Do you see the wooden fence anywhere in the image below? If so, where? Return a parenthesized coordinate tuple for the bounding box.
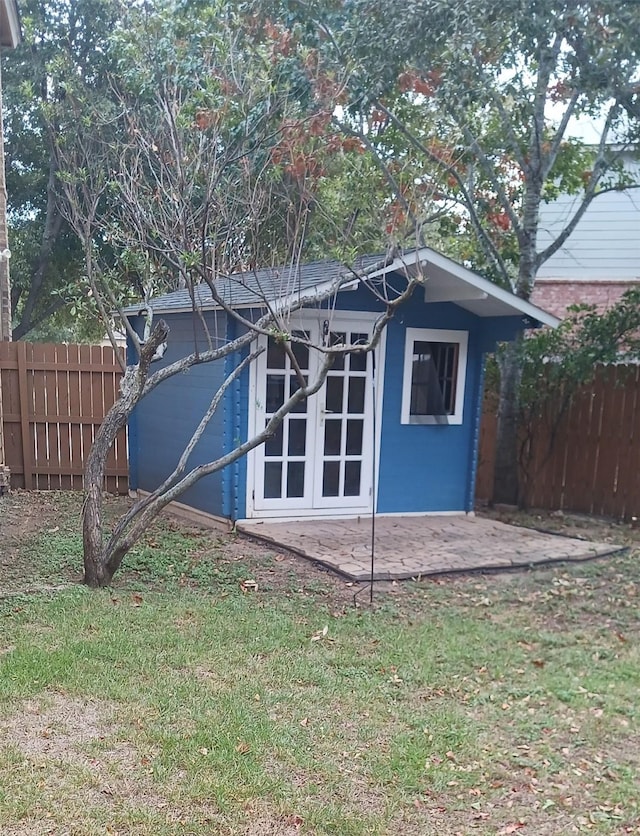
(0, 341, 128, 494)
(476, 365, 640, 520)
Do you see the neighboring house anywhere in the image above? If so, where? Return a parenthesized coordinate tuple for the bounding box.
(532, 157, 640, 318)
(125, 247, 557, 524)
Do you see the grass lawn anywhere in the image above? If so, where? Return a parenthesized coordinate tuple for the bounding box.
(0, 492, 639, 835)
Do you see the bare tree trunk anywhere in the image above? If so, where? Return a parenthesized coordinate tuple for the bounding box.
(492, 335, 523, 506)
(82, 319, 169, 588)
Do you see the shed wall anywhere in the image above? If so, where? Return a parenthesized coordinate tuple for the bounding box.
(231, 283, 524, 519)
(130, 311, 227, 516)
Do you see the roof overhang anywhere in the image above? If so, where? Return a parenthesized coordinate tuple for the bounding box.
(0, 0, 21, 48)
(365, 247, 560, 328)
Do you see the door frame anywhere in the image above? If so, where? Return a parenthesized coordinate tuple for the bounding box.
(244, 310, 387, 521)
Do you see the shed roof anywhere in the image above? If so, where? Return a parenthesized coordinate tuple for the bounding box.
(124, 255, 382, 315)
(126, 247, 559, 328)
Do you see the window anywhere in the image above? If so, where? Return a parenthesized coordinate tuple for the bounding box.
(401, 328, 468, 425)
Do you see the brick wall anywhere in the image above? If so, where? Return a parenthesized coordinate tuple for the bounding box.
(531, 279, 640, 319)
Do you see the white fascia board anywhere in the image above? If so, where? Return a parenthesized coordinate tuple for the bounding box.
(365, 247, 560, 328)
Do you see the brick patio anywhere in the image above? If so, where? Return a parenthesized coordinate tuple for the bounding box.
(237, 515, 624, 581)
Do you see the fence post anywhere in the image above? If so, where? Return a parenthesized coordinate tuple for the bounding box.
(16, 341, 33, 489)
(0, 344, 8, 493)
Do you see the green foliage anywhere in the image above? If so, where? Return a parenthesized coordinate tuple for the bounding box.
(258, 0, 640, 291)
(487, 288, 640, 489)
(515, 287, 640, 419)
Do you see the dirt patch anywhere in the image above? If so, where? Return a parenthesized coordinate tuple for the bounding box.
(0, 692, 114, 761)
(0, 691, 224, 831)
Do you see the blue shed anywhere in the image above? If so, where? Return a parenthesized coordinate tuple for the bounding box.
(126, 247, 558, 524)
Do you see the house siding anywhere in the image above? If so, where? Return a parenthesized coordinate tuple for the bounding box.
(130, 310, 227, 516)
(537, 171, 640, 282)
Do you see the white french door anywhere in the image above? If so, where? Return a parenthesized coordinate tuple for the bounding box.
(251, 313, 378, 517)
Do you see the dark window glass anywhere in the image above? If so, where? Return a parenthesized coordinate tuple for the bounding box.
(410, 340, 459, 417)
(266, 375, 285, 413)
(324, 419, 342, 455)
(322, 461, 340, 497)
(346, 419, 363, 455)
(347, 377, 366, 413)
(329, 332, 346, 369)
(344, 461, 361, 496)
(264, 421, 283, 456)
(349, 333, 368, 371)
(264, 462, 282, 498)
(290, 335, 309, 371)
(267, 339, 286, 369)
(326, 376, 344, 413)
(288, 419, 306, 456)
(286, 462, 305, 497)
(289, 375, 308, 413)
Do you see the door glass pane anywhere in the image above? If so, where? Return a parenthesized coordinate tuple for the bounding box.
(265, 421, 283, 456)
(349, 333, 368, 371)
(326, 376, 344, 413)
(330, 332, 346, 369)
(291, 339, 309, 371)
(322, 461, 340, 497)
(267, 340, 286, 369)
(266, 375, 285, 413)
(287, 462, 305, 497)
(289, 375, 308, 413)
(347, 377, 365, 413)
(344, 461, 361, 496)
(288, 419, 306, 456)
(346, 419, 363, 455)
(264, 462, 282, 498)
(324, 419, 342, 456)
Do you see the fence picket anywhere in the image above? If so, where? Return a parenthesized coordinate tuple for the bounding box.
(0, 341, 128, 493)
(477, 364, 640, 520)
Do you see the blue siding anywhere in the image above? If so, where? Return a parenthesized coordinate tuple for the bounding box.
(377, 308, 480, 513)
(130, 311, 227, 516)
(222, 319, 251, 521)
(328, 282, 524, 514)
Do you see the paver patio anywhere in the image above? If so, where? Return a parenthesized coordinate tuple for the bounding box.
(237, 515, 624, 581)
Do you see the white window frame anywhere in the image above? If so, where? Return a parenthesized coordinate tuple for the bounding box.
(400, 327, 468, 425)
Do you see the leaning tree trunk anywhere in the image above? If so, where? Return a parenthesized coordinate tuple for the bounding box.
(82, 320, 169, 588)
(492, 334, 523, 506)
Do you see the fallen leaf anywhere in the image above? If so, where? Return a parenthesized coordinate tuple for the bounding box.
(299, 717, 309, 727)
(240, 579, 258, 592)
(498, 822, 526, 834)
(311, 625, 329, 641)
(132, 593, 143, 606)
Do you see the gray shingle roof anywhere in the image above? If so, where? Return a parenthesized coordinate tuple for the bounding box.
(123, 255, 384, 315)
